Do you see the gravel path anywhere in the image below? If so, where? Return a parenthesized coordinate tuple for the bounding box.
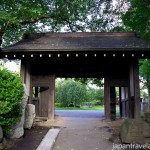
(52, 110, 113, 150)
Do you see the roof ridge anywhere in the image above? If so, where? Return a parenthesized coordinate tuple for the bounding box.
(23, 32, 137, 39)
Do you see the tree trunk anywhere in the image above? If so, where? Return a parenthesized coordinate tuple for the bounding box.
(148, 88, 150, 109)
(0, 30, 4, 48)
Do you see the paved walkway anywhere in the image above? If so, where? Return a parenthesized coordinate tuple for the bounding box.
(52, 110, 113, 150)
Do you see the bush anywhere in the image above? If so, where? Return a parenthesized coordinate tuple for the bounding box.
(0, 67, 24, 133)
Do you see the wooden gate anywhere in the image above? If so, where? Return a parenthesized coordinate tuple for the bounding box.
(31, 75, 55, 119)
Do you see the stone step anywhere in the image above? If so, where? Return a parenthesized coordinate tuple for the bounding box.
(36, 128, 60, 150)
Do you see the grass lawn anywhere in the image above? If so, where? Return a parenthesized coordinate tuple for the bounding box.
(55, 105, 104, 110)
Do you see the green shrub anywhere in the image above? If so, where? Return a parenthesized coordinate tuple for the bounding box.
(0, 67, 24, 133)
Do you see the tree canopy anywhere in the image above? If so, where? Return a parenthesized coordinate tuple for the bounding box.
(0, 0, 94, 46)
(122, 0, 150, 41)
(122, 0, 150, 101)
(0, 0, 129, 46)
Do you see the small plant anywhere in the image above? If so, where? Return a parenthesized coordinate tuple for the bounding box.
(0, 67, 24, 133)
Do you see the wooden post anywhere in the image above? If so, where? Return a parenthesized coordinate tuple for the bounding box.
(110, 86, 116, 120)
(119, 87, 122, 118)
(20, 60, 26, 84)
(20, 60, 31, 103)
(104, 77, 111, 120)
(48, 75, 55, 120)
(129, 59, 140, 118)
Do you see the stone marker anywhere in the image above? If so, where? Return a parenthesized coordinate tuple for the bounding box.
(8, 92, 28, 138)
(121, 119, 150, 144)
(24, 104, 35, 129)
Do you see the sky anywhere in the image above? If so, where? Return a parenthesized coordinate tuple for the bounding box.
(5, 61, 20, 72)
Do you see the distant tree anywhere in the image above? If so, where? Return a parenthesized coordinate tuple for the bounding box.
(56, 79, 87, 107)
(86, 87, 104, 105)
(56, 78, 105, 107)
(74, 78, 103, 87)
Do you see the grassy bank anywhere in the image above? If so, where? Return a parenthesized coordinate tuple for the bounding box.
(55, 105, 104, 110)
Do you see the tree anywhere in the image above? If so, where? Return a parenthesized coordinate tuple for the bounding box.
(0, 0, 130, 47)
(0, 0, 95, 46)
(140, 59, 150, 103)
(86, 0, 129, 32)
(74, 78, 103, 87)
(56, 79, 87, 107)
(86, 87, 104, 105)
(122, 0, 150, 106)
(122, 0, 150, 41)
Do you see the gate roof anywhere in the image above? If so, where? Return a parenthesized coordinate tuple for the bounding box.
(1, 32, 150, 58)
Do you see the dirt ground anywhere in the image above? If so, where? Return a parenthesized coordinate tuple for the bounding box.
(4, 126, 50, 150)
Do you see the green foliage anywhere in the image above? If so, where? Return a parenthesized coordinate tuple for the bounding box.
(122, 0, 150, 41)
(56, 79, 104, 107)
(74, 78, 103, 87)
(86, 87, 104, 105)
(0, 0, 95, 46)
(122, 0, 150, 98)
(0, 67, 24, 132)
(56, 79, 87, 107)
(0, 0, 129, 46)
(140, 59, 150, 88)
(86, 0, 128, 32)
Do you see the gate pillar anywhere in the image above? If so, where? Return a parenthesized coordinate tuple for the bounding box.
(104, 77, 111, 120)
(20, 60, 31, 103)
(48, 75, 55, 120)
(129, 59, 140, 118)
